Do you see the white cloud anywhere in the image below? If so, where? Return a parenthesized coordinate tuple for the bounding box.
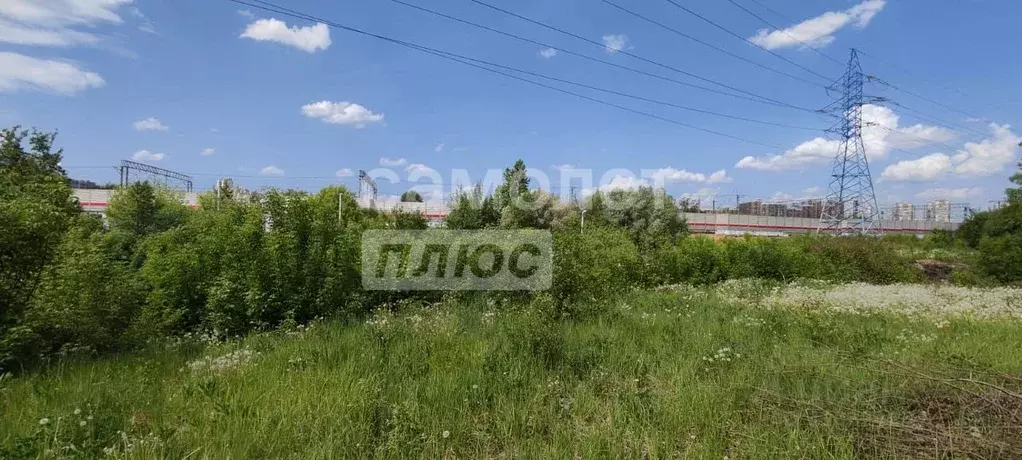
(551, 164, 576, 171)
(880, 153, 952, 182)
(880, 124, 1021, 182)
(132, 117, 168, 131)
(210, 128, 220, 133)
(0, 52, 104, 94)
(0, 0, 131, 27)
(405, 163, 435, 174)
(736, 104, 952, 171)
(680, 187, 719, 203)
(951, 124, 1021, 176)
(240, 18, 330, 53)
(914, 187, 982, 201)
(0, 17, 100, 46)
(0, 0, 134, 47)
(538, 47, 557, 59)
(602, 34, 628, 53)
(238, 9, 255, 19)
(650, 167, 732, 184)
(260, 165, 284, 176)
(599, 174, 646, 192)
(336, 168, 354, 177)
(380, 157, 407, 167)
(200, 148, 215, 156)
(749, 0, 886, 50)
(132, 149, 164, 162)
(301, 101, 384, 128)
(434, 143, 445, 153)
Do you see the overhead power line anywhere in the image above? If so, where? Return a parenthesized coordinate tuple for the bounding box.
(463, 0, 819, 112)
(726, 0, 844, 66)
(887, 101, 990, 138)
(866, 75, 985, 124)
(384, 0, 819, 113)
(419, 45, 824, 131)
(732, 0, 1008, 122)
(600, 0, 826, 88)
(229, 0, 786, 149)
(659, 0, 832, 82)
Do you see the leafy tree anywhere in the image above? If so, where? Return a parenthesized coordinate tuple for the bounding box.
(23, 216, 146, 361)
(446, 184, 498, 229)
(106, 182, 189, 237)
(600, 187, 688, 248)
(0, 127, 79, 371)
(393, 210, 428, 229)
(400, 190, 424, 202)
(1008, 160, 1022, 205)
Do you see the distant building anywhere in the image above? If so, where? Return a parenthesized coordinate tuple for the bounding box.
(891, 202, 914, 221)
(738, 200, 764, 215)
(926, 200, 951, 222)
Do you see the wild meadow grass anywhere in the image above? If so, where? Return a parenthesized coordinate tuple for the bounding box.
(3, 282, 1022, 459)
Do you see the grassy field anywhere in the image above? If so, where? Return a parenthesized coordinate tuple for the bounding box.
(3, 281, 1022, 459)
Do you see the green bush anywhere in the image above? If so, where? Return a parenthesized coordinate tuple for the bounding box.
(671, 236, 726, 285)
(22, 216, 146, 362)
(551, 226, 639, 307)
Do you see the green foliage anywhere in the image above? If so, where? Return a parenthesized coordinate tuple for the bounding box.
(957, 211, 990, 248)
(445, 185, 499, 230)
(392, 210, 428, 230)
(0, 127, 79, 372)
(22, 216, 146, 362)
(551, 226, 638, 308)
(400, 190, 423, 203)
(955, 161, 1022, 282)
(585, 186, 687, 248)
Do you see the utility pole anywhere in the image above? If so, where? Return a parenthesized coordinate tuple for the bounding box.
(818, 49, 882, 236)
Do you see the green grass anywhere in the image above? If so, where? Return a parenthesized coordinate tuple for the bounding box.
(3, 286, 1022, 459)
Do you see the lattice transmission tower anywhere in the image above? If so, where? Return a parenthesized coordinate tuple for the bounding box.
(818, 49, 883, 236)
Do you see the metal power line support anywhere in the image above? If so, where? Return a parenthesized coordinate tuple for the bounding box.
(818, 49, 882, 236)
(358, 170, 377, 200)
(118, 160, 193, 192)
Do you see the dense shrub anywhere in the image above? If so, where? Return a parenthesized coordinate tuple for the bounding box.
(551, 226, 639, 307)
(22, 216, 146, 361)
(0, 128, 79, 372)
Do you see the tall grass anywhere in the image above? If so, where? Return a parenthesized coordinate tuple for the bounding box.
(3, 285, 1021, 459)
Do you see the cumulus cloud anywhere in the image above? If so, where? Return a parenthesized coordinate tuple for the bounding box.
(132, 149, 164, 162)
(0, 52, 105, 94)
(602, 34, 628, 53)
(133, 117, 168, 131)
(538, 47, 557, 59)
(736, 104, 952, 171)
(880, 124, 1021, 182)
(749, 0, 886, 50)
(951, 124, 1021, 176)
(434, 143, 445, 153)
(0, 0, 131, 47)
(405, 163, 435, 174)
(880, 153, 952, 182)
(238, 9, 255, 19)
(914, 187, 983, 201)
(260, 165, 284, 176)
(200, 148, 215, 156)
(379, 157, 407, 167)
(650, 167, 732, 184)
(301, 101, 384, 128)
(240, 18, 330, 53)
(336, 168, 354, 177)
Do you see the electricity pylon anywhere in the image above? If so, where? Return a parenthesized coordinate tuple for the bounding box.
(818, 49, 882, 236)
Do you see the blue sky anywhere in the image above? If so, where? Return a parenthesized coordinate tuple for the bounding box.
(2, 0, 1020, 209)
